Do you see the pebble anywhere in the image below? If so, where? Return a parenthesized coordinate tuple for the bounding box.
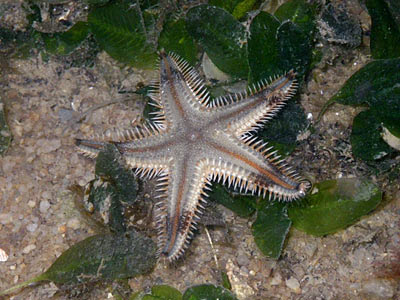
(67, 218, 81, 230)
(26, 223, 38, 232)
(292, 264, 305, 279)
(303, 240, 318, 257)
(39, 200, 51, 213)
(22, 244, 36, 254)
(285, 277, 301, 293)
(2, 160, 16, 174)
(41, 191, 52, 200)
(270, 272, 282, 285)
(237, 253, 250, 267)
(58, 224, 67, 233)
(0, 213, 13, 225)
(38, 139, 61, 154)
(0, 248, 9, 262)
(361, 279, 395, 299)
(27, 200, 36, 208)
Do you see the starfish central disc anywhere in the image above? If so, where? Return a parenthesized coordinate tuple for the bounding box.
(76, 51, 310, 261)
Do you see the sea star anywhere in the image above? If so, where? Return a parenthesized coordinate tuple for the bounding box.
(76, 51, 310, 261)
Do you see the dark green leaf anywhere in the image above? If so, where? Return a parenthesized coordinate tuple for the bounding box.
(158, 18, 197, 65)
(351, 110, 394, 160)
(88, 1, 157, 68)
(384, 0, 400, 26)
(86, 144, 138, 232)
(83, 0, 110, 4)
(331, 58, 400, 106)
(232, 0, 258, 19)
(369, 83, 400, 137)
(274, 0, 317, 35)
(95, 144, 138, 203)
(0, 27, 38, 59)
(85, 177, 126, 232)
(143, 285, 182, 300)
(249, 2, 315, 83)
(277, 21, 313, 81)
(42, 21, 90, 55)
(186, 5, 249, 78)
(209, 183, 256, 217)
(221, 271, 232, 290)
(366, 0, 400, 59)
(258, 99, 308, 156)
(209, 0, 259, 18)
(209, 0, 242, 13)
(275, 0, 316, 82)
(19, 231, 157, 287)
(329, 58, 400, 160)
(183, 284, 238, 300)
(288, 178, 382, 236)
(0, 99, 11, 155)
(248, 11, 309, 154)
(248, 11, 281, 82)
(251, 201, 291, 259)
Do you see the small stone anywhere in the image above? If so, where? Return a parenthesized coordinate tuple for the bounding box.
(361, 279, 395, 299)
(2, 160, 16, 174)
(270, 272, 282, 285)
(22, 244, 36, 254)
(27, 200, 36, 208)
(58, 224, 67, 233)
(40, 139, 61, 154)
(304, 240, 318, 257)
(237, 253, 250, 267)
(285, 277, 301, 293)
(39, 200, 51, 213)
(67, 218, 80, 230)
(318, 3, 362, 47)
(58, 108, 75, 123)
(0, 248, 9, 262)
(0, 213, 13, 225)
(292, 264, 305, 279)
(26, 223, 38, 232)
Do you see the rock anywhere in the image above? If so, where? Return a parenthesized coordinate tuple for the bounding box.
(41, 191, 52, 200)
(39, 200, 51, 213)
(361, 279, 395, 299)
(22, 244, 36, 254)
(67, 218, 80, 230)
(318, 3, 362, 47)
(237, 253, 250, 267)
(37, 139, 61, 154)
(26, 223, 38, 232)
(285, 277, 301, 293)
(270, 272, 282, 285)
(0, 213, 13, 225)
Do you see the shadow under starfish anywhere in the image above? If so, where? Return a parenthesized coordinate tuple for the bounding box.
(76, 51, 311, 261)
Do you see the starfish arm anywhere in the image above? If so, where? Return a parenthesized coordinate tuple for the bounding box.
(205, 131, 310, 201)
(156, 154, 211, 261)
(76, 125, 172, 161)
(148, 52, 213, 129)
(207, 71, 298, 137)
